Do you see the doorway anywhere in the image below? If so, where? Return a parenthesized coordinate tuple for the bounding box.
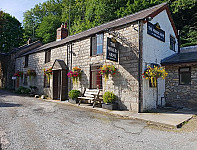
(52, 69, 68, 100)
(53, 70, 61, 100)
(52, 59, 68, 101)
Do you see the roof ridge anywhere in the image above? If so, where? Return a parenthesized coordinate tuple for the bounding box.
(19, 2, 169, 57)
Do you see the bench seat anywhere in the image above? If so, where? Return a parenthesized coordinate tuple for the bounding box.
(78, 89, 102, 108)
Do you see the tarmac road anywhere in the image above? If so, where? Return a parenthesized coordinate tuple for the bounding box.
(0, 90, 197, 150)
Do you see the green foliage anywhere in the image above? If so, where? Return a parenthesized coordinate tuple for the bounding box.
(103, 91, 116, 103)
(36, 15, 61, 43)
(22, 0, 196, 47)
(68, 90, 80, 99)
(169, 0, 197, 47)
(16, 86, 31, 94)
(23, 0, 63, 43)
(0, 12, 23, 52)
(0, 11, 3, 34)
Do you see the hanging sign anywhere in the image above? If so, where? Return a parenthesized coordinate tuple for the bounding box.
(147, 22, 165, 42)
(106, 37, 118, 62)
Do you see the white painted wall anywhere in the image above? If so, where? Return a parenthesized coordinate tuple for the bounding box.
(142, 10, 178, 110)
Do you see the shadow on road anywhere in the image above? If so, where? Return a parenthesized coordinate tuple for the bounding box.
(0, 102, 22, 107)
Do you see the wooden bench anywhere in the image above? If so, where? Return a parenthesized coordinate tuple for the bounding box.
(78, 89, 102, 108)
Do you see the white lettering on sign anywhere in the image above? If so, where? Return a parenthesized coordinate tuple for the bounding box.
(110, 41, 116, 47)
(147, 22, 165, 42)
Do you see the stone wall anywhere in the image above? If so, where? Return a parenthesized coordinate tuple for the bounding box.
(165, 63, 197, 109)
(15, 22, 140, 111)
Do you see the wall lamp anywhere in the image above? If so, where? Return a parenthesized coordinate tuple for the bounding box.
(145, 16, 153, 22)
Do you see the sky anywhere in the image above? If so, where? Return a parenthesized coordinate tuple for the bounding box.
(0, 0, 47, 23)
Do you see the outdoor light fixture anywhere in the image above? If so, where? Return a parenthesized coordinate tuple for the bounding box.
(145, 16, 153, 22)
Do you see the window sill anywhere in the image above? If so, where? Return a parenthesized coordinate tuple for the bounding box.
(90, 54, 103, 57)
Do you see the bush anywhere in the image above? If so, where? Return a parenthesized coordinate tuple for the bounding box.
(68, 90, 80, 99)
(103, 91, 116, 103)
(16, 86, 31, 94)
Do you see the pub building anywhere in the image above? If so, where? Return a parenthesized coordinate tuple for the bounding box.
(13, 3, 178, 112)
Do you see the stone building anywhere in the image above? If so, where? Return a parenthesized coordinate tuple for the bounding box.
(162, 45, 197, 110)
(0, 40, 42, 89)
(14, 3, 178, 112)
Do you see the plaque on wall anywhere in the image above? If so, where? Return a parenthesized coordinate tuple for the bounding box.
(147, 22, 165, 42)
(106, 37, 119, 62)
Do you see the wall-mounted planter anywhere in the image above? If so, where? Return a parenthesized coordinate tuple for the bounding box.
(102, 103, 118, 110)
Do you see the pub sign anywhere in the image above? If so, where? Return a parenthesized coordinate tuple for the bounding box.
(106, 37, 118, 62)
(147, 22, 165, 42)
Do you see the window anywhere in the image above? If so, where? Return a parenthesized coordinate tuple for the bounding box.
(44, 75, 50, 88)
(45, 50, 51, 63)
(90, 65, 102, 89)
(24, 55, 29, 67)
(170, 35, 176, 51)
(179, 67, 191, 85)
(23, 74, 28, 86)
(91, 34, 103, 56)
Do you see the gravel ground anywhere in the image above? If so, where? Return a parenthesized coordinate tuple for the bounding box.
(0, 90, 197, 150)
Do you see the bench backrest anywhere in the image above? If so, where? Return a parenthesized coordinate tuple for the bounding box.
(83, 89, 100, 98)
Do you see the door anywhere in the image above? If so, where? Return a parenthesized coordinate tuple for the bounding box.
(53, 70, 61, 100)
(53, 69, 68, 100)
(61, 69, 68, 100)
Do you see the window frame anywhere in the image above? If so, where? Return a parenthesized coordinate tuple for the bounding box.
(45, 49, 51, 63)
(90, 65, 102, 89)
(179, 67, 191, 85)
(170, 34, 176, 51)
(90, 33, 104, 56)
(24, 55, 29, 68)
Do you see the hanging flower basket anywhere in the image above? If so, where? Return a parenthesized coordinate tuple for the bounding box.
(142, 65, 168, 87)
(27, 69, 36, 80)
(67, 67, 81, 84)
(43, 67, 52, 82)
(99, 64, 117, 81)
(14, 71, 23, 78)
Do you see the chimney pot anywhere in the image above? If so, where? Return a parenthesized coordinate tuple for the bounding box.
(27, 38, 32, 45)
(61, 23, 64, 28)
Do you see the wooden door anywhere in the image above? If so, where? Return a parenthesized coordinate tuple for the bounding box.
(53, 70, 61, 100)
(60, 69, 68, 100)
(53, 70, 68, 100)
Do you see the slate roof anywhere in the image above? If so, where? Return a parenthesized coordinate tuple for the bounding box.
(10, 41, 42, 54)
(20, 2, 169, 57)
(161, 52, 197, 65)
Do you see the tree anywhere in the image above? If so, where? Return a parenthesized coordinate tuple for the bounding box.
(23, 0, 196, 47)
(0, 12, 23, 52)
(23, 0, 63, 43)
(0, 11, 4, 34)
(170, 0, 197, 47)
(36, 15, 61, 43)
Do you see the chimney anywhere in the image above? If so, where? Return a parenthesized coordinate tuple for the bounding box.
(56, 22, 68, 41)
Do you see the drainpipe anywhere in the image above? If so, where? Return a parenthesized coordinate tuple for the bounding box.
(70, 43, 73, 69)
(67, 44, 69, 67)
(178, 30, 181, 53)
(138, 20, 143, 113)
